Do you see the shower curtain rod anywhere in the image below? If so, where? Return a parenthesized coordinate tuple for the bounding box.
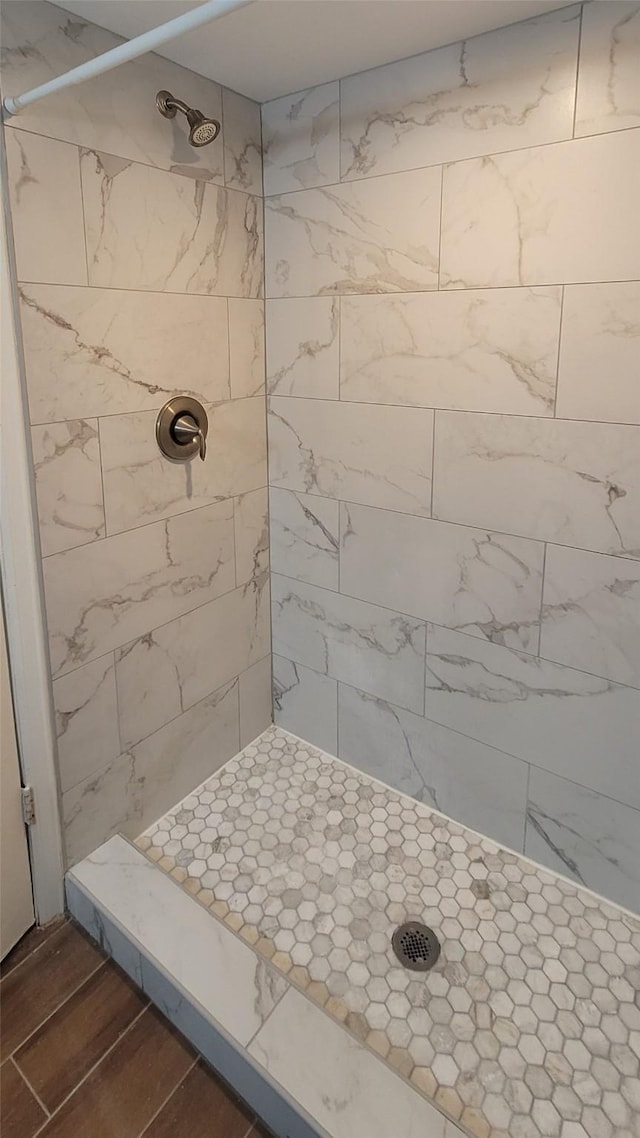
(2, 0, 253, 118)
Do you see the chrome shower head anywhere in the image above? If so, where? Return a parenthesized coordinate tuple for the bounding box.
(156, 90, 220, 147)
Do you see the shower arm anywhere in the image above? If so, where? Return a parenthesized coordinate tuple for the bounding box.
(2, 0, 253, 118)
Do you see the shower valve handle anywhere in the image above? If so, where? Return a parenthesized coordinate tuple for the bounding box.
(173, 414, 207, 461)
(156, 397, 209, 464)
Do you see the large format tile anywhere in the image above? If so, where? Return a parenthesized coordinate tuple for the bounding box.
(53, 655, 120, 794)
(63, 681, 241, 862)
(555, 282, 640, 425)
(540, 545, 640, 688)
(433, 412, 640, 557)
(340, 503, 543, 652)
(0, 0, 224, 180)
(229, 299, 265, 398)
(575, 1, 640, 137)
(273, 655, 338, 754)
(266, 297, 339, 398)
(341, 6, 579, 180)
(31, 420, 105, 556)
(81, 150, 263, 297)
(143, 1061, 254, 1138)
(115, 583, 270, 749)
(340, 287, 561, 415)
(262, 82, 340, 195)
(43, 500, 235, 678)
(272, 575, 426, 713)
(249, 987, 452, 1138)
(222, 88, 262, 195)
(68, 836, 288, 1044)
(526, 768, 640, 913)
(265, 166, 441, 296)
(4, 129, 86, 286)
(0, 1058, 46, 1138)
(270, 488, 339, 590)
(269, 398, 433, 516)
(425, 626, 640, 808)
(100, 398, 266, 533)
(338, 684, 528, 852)
(440, 129, 640, 288)
(19, 285, 230, 423)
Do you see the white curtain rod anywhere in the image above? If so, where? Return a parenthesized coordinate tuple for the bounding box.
(2, 0, 253, 117)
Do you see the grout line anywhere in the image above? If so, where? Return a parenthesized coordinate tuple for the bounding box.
(429, 411, 437, 518)
(10, 957, 107, 1061)
(436, 164, 444, 290)
(10, 1056, 50, 1119)
(572, 4, 585, 139)
(77, 145, 90, 288)
(137, 1056, 199, 1138)
(0, 918, 66, 982)
(553, 284, 566, 419)
(537, 542, 548, 657)
(30, 1001, 151, 1138)
(30, 391, 263, 432)
(522, 761, 533, 855)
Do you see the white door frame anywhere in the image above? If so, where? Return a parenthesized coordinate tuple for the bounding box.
(0, 127, 65, 923)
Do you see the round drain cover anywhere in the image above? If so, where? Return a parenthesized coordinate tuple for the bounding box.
(392, 922, 441, 972)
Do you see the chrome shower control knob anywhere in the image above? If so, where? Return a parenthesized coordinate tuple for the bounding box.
(156, 397, 208, 463)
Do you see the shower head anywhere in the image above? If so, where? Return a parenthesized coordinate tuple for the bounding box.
(156, 90, 220, 147)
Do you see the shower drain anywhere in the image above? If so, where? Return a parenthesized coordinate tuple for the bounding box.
(392, 922, 441, 972)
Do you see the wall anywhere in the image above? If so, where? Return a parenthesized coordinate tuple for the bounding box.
(1, 0, 270, 866)
(263, 2, 640, 912)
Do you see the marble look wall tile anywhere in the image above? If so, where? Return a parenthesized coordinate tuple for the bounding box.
(556, 283, 640, 425)
(340, 287, 561, 415)
(229, 299, 265, 398)
(262, 82, 340, 195)
(425, 625, 640, 808)
(53, 654, 119, 794)
(235, 487, 269, 587)
(239, 656, 272, 747)
(4, 129, 86, 285)
(338, 684, 528, 852)
(341, 7, 579, 181)
(273, 655, 337, 754)
(270, 488, 339, 590)
(340, 502, 543, 652)
(31, 419, 105, 556)
(0, 0, 224, 181)
(526, 768, 640, 913)
(249, 986, 452, 1138)
(63, 680, 240, 865)
(540, 545, 640, 688)
(222, 88, 262, 195)
(433, 412, 640, 557)
(115, 583, 270, 749)
(269, 398, 433, 516)
(100, 398, 267, 534)
(265, 166, 441, 297)
(440, 129, 640, 288)
(272, 574, 426, 713)
(575, 1, 640, 137)
(266, 297, 339, 398)
(18, 285, 230, 423)
(44, 500, 236, 678)
(81, 150, 263, 297)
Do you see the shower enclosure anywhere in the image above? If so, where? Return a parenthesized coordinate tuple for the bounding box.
(1, 2, 639, 1136)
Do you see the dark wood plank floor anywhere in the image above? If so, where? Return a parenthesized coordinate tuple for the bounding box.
(1, 918, 271, 1138)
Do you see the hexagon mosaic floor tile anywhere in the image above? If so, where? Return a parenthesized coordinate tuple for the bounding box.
(136, 726, 640, 1138)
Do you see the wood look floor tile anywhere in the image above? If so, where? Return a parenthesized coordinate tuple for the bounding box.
(143, 1060, 254, 1138)
(0, 918, 66, 980)
(37, 1005, 195, 1138)
(0, 1059, 47, 1138)
(0, 922, 104, 1061)
(15, 961, 148, 1112)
